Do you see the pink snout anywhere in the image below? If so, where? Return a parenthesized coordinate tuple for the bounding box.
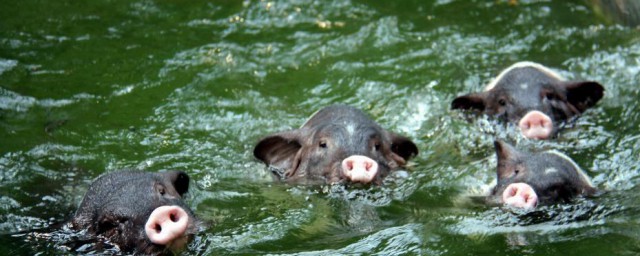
(502, 183, 538, 210)
(145, 205, 189, 245)
(518, 111, 553, 140)
(341, 155, 379, 183)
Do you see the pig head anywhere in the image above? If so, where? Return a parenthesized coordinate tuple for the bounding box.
(254, 104, 419, 185)
(488, 140, 598, 210)
(452, 61, 604, 139)
(71, 171, 198, 255)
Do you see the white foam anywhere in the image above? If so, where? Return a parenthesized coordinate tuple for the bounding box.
(0, 59, 18, 76)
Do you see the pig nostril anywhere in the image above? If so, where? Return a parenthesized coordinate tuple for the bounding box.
(347, 161, 354, 171)
(146, 206, 190, 245)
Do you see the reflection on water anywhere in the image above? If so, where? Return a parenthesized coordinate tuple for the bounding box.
(1, 0, 639, 255)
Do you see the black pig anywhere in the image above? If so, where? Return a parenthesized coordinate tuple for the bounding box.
(488, 140, 597, 210)
(254, 104, 419, 184)
(452, 61, 604, 139)
(71, 170, 198, 255)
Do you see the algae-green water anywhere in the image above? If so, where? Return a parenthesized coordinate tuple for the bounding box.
(1, 0, 639, 255)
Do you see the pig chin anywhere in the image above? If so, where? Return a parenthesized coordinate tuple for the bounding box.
(139, 226, 195, 255)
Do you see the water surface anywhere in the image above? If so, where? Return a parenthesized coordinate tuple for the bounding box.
(1, 0, 639, 255)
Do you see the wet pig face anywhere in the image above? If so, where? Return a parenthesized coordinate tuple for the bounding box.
(254, 104, 418, 185)
(488, 140, 598, 210)
(71, 171, 198, 255)
(452, 61, 604, 139)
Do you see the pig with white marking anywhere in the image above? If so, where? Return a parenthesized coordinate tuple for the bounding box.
(488, 140, 598, 210)
(254, 104, 419, 185)
(452, 61, 604, 139)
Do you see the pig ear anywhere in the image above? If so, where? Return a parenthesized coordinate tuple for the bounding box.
(563, 81, 604, 112)
(390, 133, 419, 162)
(494, 140, 520, 165)
(167, 171, 190, 196)
(451, 93, 486, 111)
(254, 131, 303, 170)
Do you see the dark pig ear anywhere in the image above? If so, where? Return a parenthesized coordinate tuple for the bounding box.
(494, 140, 522, 179)
(494, 140, 520, 168)
(167, 171, 190, 196)
(451, 93, 487, 111)
(254, 131, 303, 170)
(390, 133, 419, 162)
(563, 81, 604, 112)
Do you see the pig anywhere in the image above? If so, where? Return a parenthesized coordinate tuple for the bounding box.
(70, 170, 199, 255)
(488, 140, 598, 210)
(451, 61, 604, 140)
(253, 104, 419, 185)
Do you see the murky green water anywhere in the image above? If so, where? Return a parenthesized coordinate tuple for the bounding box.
(1, 0, 639, 255)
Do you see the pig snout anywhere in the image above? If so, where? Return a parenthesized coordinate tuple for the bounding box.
(502, 183, 538, 210)
(518, 111, 553, 140)
(341, 155, 379, 183)
(145, 205, 189, 245)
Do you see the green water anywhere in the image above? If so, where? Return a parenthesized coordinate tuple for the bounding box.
(1, 0, 639, 255)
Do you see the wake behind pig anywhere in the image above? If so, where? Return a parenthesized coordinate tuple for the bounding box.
(486, 140, 598, 210)
(452, 61, 604, 140)
(254, 104, 419, 185)
(70, 170, 200, 255)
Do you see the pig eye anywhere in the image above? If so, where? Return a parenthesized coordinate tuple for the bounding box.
(319, 141, 327, 148)
(545, 93, 557, 101)
(155, 184, 166, 196)
(498, 99, 507, 106)
(374, 143, 381, 151)
(514, 169, 520, 175)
